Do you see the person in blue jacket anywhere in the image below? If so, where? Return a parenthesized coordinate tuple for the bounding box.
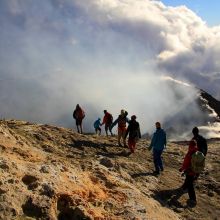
(148, 122, 167, 175)
(94, 118, 102, 135)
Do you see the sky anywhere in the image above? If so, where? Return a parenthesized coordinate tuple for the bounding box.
(161, 0, 220, 27)
(0, 0, 220, 137)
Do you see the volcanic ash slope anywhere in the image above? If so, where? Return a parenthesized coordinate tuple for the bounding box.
(0, 119, 219, 220)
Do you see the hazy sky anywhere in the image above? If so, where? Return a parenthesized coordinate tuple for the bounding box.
(0, 0, 220, 135)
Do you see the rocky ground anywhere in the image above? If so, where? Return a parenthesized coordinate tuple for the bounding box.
(0, 119, 219, 220)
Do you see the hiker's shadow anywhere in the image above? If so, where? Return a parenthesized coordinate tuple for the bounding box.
(98, 150, 131, 158)
(131, 172, 156, 178)
(153, 188, 187, 208)
(68, 140, 114, 151)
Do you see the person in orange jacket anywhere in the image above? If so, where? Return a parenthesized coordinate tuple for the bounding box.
(179, 140, 198, 206)
(111, 110, 129, 147)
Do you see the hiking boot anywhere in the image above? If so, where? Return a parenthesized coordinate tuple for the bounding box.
(153, 170, 160, 176)
(187, 199, 197, 207)
(179, 187, 188, 193)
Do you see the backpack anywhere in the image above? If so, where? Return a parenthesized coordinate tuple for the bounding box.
(191, 151, 206, 174)
(108, 114, 113, 123)
(197, 136, 207, 156)
(94, 120, 99, 129)
(118, 116, 127, 128)
(73, 109, 85, 119)
(79, 109, 85, 119)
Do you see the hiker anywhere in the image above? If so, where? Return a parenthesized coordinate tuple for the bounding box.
(101, 110, 113, 136)
(179, 140, 198, 206)
(73, 104, 85, 134)
(192, 127, 207, 156)
(125, 115, 141, 153)
(111, 109, 129, 147)
(94, 118, 101, 135)
(148, 122, 166, 175)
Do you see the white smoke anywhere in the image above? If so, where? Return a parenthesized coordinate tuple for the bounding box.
(200, 123, 220, 139)
(0, 0, 220, 138)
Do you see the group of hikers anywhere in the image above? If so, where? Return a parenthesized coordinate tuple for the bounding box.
(73, 105, 141, 153)
(73, 104, 207, 207)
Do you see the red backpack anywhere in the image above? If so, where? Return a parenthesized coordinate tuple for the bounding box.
(78, 109, 85, 119)
(73, 108, 85, 119)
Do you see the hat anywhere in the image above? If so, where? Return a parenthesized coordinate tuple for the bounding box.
(121, 109, 125, 115)
(131, 115, 136, 120)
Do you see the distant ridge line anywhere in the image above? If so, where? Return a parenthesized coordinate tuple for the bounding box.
(200, 89, 220, 119)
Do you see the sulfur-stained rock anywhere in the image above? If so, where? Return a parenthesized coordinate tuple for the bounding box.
(0, 119, 219, 220)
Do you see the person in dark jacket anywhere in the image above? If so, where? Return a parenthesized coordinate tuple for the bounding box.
(111, 110, 129, 147)
(125, 115, 141, 153)
(192, 127, 207, 156)
(101, 110, 113, 136)
(73, 104, 85, 134)
(148, 122, 166, 175)
(179, 140, 198, 206)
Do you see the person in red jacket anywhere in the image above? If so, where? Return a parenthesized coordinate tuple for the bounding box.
(101, 110, 113, 136)
(73, 104, 85, 134)
(179, 140, 198, 206)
